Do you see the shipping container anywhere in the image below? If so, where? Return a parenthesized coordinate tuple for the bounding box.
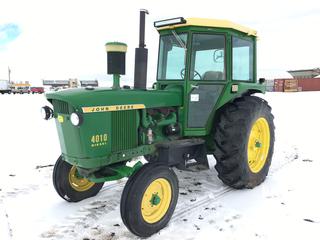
(274, 78, 320, 92)
(298, 78, 320, 91)
(274, 79, 284, 92)
(284, 79, 298, 92)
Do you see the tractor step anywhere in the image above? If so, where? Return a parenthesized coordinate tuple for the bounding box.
(184, 159, 210, 171)
(156, 138, 209, 170)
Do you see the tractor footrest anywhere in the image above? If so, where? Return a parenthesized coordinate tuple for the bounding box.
(156, 138, 209, 170)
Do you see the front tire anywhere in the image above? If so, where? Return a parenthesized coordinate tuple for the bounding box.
(120, 163, 179, 237)
(53, 156, 104, 202)
(213, 96, 275, 189)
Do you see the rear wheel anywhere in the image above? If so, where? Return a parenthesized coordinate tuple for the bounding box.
(212, 96, 275, 188)
(53, 156, 104, 202)
(120, 163, 179, 237)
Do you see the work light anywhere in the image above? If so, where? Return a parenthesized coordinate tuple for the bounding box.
(154, 17, 186, 28)
(70, 112, 83, 126)
(41, 106, 53, 120)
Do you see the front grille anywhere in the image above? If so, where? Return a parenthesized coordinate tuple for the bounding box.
(111, 110, 138, 152)
(52, 99, 70, 114)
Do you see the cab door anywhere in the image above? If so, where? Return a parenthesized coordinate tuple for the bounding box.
(185, 33, 228, 134)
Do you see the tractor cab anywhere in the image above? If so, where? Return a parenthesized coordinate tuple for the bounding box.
(154, 17, 262, 135)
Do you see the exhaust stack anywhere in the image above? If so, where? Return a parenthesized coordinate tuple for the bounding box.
(134, 9, 149, 90)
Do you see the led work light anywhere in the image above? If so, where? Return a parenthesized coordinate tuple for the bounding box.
(154, 17, 186, 28)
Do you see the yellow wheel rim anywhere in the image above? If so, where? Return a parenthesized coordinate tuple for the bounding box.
(141, 178, 172, 224)
(247, 117, 270, 173)
(68, 166, 95, 192)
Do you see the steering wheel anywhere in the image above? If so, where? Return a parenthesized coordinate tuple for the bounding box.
(180, 69, 202, 80)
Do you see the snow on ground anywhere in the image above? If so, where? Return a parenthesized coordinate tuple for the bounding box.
(0, 92, 320, 240)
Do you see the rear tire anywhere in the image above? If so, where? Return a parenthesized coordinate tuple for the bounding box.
(120, 163, 179, 237)
(212, 96, 275, 189)
(53, 156, 104, 202)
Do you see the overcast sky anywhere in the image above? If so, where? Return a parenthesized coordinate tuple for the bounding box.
(0, 0, 319, 85)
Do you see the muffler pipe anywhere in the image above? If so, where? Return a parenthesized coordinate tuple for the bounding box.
(134, 9, 149, 90)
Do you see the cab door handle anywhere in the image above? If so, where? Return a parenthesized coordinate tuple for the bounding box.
(191, 84, 199, 89)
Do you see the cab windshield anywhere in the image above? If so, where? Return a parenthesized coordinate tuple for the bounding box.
(157, 33, 187, 80)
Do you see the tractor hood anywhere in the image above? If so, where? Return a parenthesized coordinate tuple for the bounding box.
(45, 86, 182, 168)
(46, 86, 183, 110)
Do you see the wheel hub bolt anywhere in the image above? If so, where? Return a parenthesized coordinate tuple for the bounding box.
(255, 141, 262, 148)
(150, 193, 161, 206)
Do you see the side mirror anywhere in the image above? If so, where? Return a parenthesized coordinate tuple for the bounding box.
(259, 78, 266, 84)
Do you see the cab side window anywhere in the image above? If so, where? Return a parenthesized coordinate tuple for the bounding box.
(232, 37, 254, 81)
(157, 33, 188, 80)
(190, 34, 226, 80)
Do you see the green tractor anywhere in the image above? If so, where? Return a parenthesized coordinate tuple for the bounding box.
(42, 10, 274, 237)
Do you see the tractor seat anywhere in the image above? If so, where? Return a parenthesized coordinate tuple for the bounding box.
(202, 71, 223, 80)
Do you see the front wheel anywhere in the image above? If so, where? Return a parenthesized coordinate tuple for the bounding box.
(52, 156, 104, 202)
(120, 163, 179, 237)
(213, 96, 275, 189)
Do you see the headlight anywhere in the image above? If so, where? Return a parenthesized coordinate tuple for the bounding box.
(41, 106, 53, 120)
(70, 112, 83, 126)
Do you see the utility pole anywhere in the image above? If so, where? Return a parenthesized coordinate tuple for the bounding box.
(8, 66, 11, 83)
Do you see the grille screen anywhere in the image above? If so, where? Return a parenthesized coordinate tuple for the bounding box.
(111, 110, 138, 152)
(52, 100, 71, 114)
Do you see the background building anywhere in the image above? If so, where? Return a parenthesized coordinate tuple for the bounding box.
(274, 68, 320, 92)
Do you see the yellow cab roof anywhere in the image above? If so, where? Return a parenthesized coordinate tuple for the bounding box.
(157, 18, 257, 37)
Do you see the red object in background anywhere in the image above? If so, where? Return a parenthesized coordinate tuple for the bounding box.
(284, 79, 298, 92)
(274, 79, 284, 92)
(274, 78, 320, 92)
(30, 87, 44, 94)
(298, 78, 320, 91)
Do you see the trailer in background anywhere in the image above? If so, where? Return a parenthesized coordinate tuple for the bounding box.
(43, 79, 99, 91)
(43, 79, 79, 90)
(80, 80, 99, 87)
(0, 80, 12, 94)
(12, 82, 31, 94)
